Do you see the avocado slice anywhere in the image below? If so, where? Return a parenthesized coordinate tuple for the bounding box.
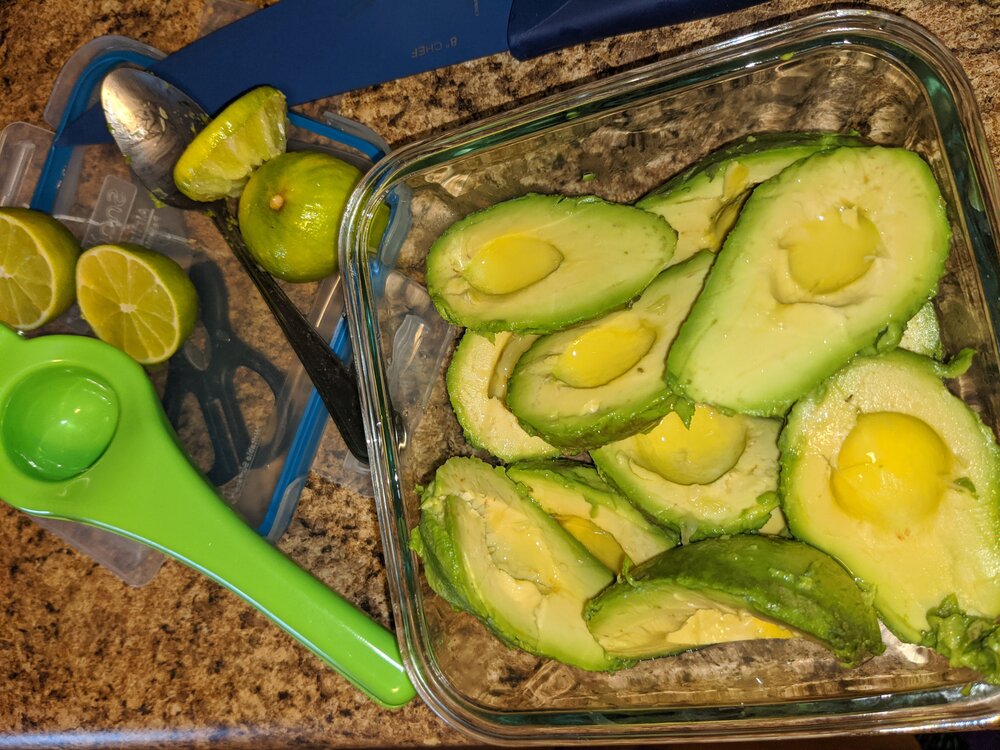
(780, 350, 1000, 681)
(412, 457, 621, 671)
(591, 403, 781, 541)
(638, 132, 862, 264)
(446, 331, 560, 462)
(507, 251, 713, 452)
(585, 535, 884, 667)
(667, 146, 951, 417)
(425, 193, 677, 333)
(507, 459, 676, 572)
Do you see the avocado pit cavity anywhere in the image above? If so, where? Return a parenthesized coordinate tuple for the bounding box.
(553, 514, 626, 572)
(831, 411, 950, 528)
(553, 314, 657, 388)
(463, 234, 563, 295)
(635, 404, 749, 485)
(782, 204, 879, 294)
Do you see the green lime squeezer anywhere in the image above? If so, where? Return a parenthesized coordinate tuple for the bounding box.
(0, 324, 415, 707)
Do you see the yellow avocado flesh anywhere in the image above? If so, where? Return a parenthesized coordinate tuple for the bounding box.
(554, 514, 626, 572)
(783, 204, 879, 294)
(666, 608, 794, 646)
(831, 411, 950, 529)
(635, 404, 749, 485)
(591, 589, 793, 658)
(552, 313, 657, 388)
(486, 333, 537, 401)
(462, 235, 563, 295)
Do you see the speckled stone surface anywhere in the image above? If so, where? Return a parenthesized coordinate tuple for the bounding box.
(0, 0, 997, 747)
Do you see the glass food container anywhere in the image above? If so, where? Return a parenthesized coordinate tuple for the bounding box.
(340, 8, 1000, 743)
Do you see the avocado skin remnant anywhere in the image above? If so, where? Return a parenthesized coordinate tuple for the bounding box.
(667, 146, 951, 417)
(425, 193, 677, 334)
(412, 456, 624, 671)
(780, 350, 1000, 681)
(586, 535, 884, 667)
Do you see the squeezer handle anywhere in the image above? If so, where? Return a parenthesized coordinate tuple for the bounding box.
(122, 442, 416, 708)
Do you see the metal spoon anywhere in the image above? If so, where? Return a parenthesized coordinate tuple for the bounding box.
(100, 67, 369, 464)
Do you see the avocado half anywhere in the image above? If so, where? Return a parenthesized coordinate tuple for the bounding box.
(586, 535, 885, 667)
(591, 403, 782, 542)
(780, 350, 1000, 682)
(411, 456, 622, 671)
(667, 146, 951, 416)
(638, 131, 863, 264)
(425, 193, 677, 333)
(507, 251, 713, 452)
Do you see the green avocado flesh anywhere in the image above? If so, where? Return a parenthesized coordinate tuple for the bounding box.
(506, 251, 713, 452)
(446, 331, 559, 462)
(898, 301, 942, 359)
(425, 193, 677, 333)
(780, 350, 1000, 679)
(666, 146, 951, 417)
(590, 404, 781, 542)
(638, 132, 862, 264)
(507, 460, 676, 572)
(585, 536, 884, 667)
(412, 457, 620, 671)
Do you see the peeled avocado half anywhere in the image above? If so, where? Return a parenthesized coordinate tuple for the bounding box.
(411, 457, 621, 671)
(781, 350, 1000, 680)
(591, 403, 781, 541)
(667, 146, 951, 416)
(585, 535, 884, 667)
(507, 251, 713, 452)
(638, 132, 862, 264)
(446, 331, 559, 462)
(507, 460, 676, 573)
(425, 194, 677, 333)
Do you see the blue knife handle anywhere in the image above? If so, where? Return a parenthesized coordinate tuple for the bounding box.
(508, 0, 766, 59)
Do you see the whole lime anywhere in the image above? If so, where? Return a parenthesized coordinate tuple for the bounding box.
(238, 150, 362, 282)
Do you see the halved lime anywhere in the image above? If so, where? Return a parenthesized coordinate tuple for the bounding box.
(237, 150, 362, 282)
(76, 243, 199, 365)
(0, 207, 81, 330)
(173, 86, 288, 202)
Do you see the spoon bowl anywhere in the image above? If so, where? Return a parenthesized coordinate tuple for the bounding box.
(101, 67, 371, 463)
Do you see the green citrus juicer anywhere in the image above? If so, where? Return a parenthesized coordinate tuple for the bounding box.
(0, 324, 415, 708)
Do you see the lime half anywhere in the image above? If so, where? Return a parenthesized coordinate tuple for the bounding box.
(76, 243, 199, 365)
(173, 86, 288, 202)
(0, 207, 81, 330)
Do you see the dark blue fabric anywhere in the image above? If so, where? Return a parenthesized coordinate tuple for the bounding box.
(508, 0, 765, 59)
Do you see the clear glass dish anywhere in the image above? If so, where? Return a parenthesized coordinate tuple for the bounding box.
(340, 8, 1000, 743)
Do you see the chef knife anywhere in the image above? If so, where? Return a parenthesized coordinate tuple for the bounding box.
(59, 0, 765, 146)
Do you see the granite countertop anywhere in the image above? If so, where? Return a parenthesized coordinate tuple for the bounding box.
(0, 0, 998, 747)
